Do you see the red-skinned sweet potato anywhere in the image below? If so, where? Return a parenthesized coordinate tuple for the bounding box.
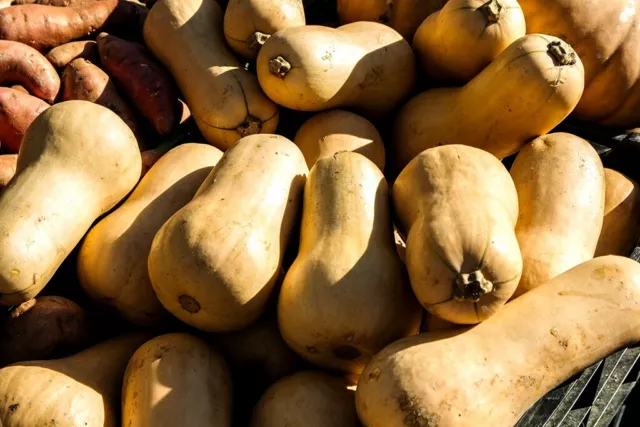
(46, 40, 98, 69)
(62, 58, 143, 146)
(0, 296, 90, 367)
(0, 40, 60, 103)
(0, 87, 49, 153)
(97, 32, 179, 135)
(0, 154, 17, 190)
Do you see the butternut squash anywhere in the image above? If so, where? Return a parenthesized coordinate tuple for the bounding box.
(0, 101, 141, 306)
(122, 333, 232, 427)
(0, 334, 147, 427)
(511, 133, 605, 298)
(420, 310, 459, 333)
(393, 34, 584, 170)
(251, 371, 360, 427)
(337, 0, 447, 40)
(595, 169, 640, 257)
(294, 109, 385, 170)
(224, 0, 305, 60)
(356, 255, 640, 427)
(393, 145, 522, 324)
(77, 144, 223, 326)
(413, 0, 525, 82)
(279, 152, 421, 375)
(143, 0, 279, 150)
(148, 134, 307, 332)
(256, 22, 415, 116)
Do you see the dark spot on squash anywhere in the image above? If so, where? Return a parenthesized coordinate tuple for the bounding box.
(333, 345, 361, 360)
(8, 403, 19, 413)
(178, 295, 200, 313)
(398, 393, 440, 426)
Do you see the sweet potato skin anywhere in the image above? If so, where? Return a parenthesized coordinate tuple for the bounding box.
(0, 87, 49, 153)
(0, 40, 60, 103)
(62, 58, 142, 145)
(97, 32, 178, 135)
(0, 1, 118, 51)
(46, 40, 98, 68)
(0, 296, 90, 367)
(0, 154, 17, 190)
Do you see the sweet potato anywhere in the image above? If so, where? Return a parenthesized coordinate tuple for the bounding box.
(97, 32, 179, 135)
(0, 0, 118, 51)
(0, 40, 60, 103)
(46, 40, 98, 69)
(0, 154, 17, 190)
(0, 296, 90, 367)
(0, 87, 49, 153)
(62, 58, 143, 146)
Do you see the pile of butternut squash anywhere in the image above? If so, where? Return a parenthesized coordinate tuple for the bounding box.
(0, 1, 639, 426)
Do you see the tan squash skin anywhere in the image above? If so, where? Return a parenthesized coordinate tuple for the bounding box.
(293, 110, 385, 170)
(143, 0, 279, 150)
(256, 22, 415, 116)
(356, 256, 640, 427)
(511, 133, 605, 298)
(420, 310, 459, 333)
(77, 144, 223, 326)
(224, 0, 305, 60)
(596, 169, 640, 257)
(337, 0, 448, 40)
(122, 333, 232, 427)
(413, 0, 526, 82)
(393, 34, 584, 171)
(0, 334, 148, 427)
(251, 371, 361, 427)
(279, 152, 421, 375)
(0, 101, 141, 306)
(148, 134, 308, 332)
(393, 145, 522, 324)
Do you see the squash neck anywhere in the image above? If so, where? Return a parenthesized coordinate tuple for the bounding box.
(453, 270, 494, 302)
(479, 0, 503, 24)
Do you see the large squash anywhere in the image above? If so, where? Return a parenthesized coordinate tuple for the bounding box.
(77, 144, 223, 326)
(393, 34, 584, 170)
(393, 145, 522, 324)
(0, 101, 141, 306)
(278, 152, 421, 375)
(518, 0, 640, 126)
(144, 0, 279, 150)
(148, 134, 308, 332)
(356, 255, 640, 427)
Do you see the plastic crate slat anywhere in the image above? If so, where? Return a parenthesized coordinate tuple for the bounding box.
(560, 407, 591, 426)
(591, 382, 637, 427)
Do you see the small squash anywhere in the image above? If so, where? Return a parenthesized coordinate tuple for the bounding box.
(595, 169, 640, 257)
(0, 334, 147, 427)
(279, 152, 421, 375)
(0, 101, 141, 306)
(143, 0, 279, 150)
(294, 109, 385, 170)
(122, 333, 232, 427)
(356, 255, 640, 427)
(511, 133, 605, 297)
(393, 145, 522, 324)
(337, 0, 447, 40)
(251, 371, 360, 427)
(148, 134, 308, 332)
(413, 0, 526, 82)
(77, 144, 223, 326)
(393, 34, 584, 170)
(224, 0, 305, 60)
(257, 22, 415, 116)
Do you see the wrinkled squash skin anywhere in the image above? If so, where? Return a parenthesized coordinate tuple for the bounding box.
(393, 145, 522, 324)
(357, 256, 640, 427)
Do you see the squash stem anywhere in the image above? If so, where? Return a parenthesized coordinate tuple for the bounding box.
(479, 0, 503, 24)
(547, 40, 577, 66)
(453, 270, 494, 302)
(247, 32, 271, 52)
(269, 56, 292, 78)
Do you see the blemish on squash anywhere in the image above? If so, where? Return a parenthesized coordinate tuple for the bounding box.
(306, 346, 317, 353)
(8, 403, 19, 413)
(550, 327, 559, 337)
(333, 345, 361, 360)
(10, 268, 19, 276)
(398, 393, 440, 427)
(368, 368, 381, 380)
(178, 295, 201, 313)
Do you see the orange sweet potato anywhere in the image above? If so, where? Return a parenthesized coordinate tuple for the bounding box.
(0, 40, 60, 103)
(0, 87, 49, 153)
(46, 40, 99, 69)
(97, 32, 179, 135)
(0, 154, 17, 190)
(62, 58, 143, 145)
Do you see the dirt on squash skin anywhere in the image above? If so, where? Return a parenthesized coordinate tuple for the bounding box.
(398, 393, 441, 427)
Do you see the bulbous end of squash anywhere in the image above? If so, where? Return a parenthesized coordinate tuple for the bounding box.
(479, 0, 503, 25)
(236, 115, 263, 137)
(248, 32, 271, 52)
(547, 40, 578, 66)
(269, 56, 292, 78)
(453, 270, 494, 302)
